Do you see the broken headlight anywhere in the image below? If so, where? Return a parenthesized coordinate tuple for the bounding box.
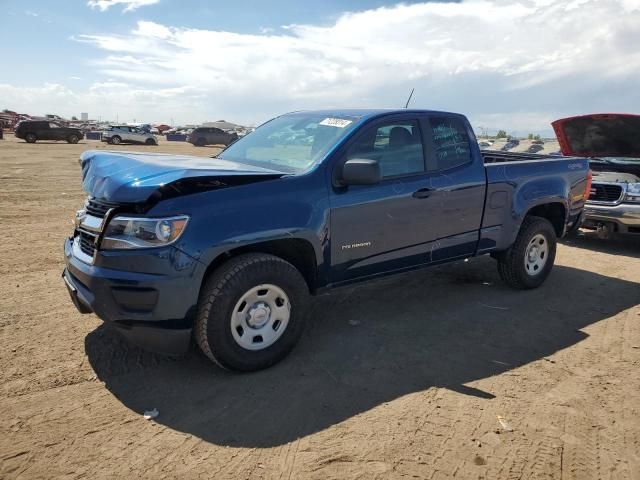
(101, 215, 189, 249)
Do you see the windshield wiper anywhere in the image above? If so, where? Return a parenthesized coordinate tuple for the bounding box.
(589, 157, 615, 164)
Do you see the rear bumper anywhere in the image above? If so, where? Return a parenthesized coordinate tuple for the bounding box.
(63, 237, 206, 354)
(583, 202, 640, 234)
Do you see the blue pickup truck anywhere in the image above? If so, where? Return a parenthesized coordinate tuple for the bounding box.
(63, 109, 591, 371)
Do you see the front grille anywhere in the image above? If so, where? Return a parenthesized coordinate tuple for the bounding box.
(79, 230, 97, 257)
(85, 197, 121, 218)
(76, 197, 123, 260)
(589, 183, 623, 203)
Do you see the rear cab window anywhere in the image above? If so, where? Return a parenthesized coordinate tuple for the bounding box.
(426, 116, 472, 171)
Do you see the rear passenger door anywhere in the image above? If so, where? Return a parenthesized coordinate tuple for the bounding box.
(35, 122, 51, 140)
(125, 127, 138, 142)
(49, 123, 65, 140)
(422, 115, 486, 261)
(210, 128, 226, 145)
(329, 115, 442, 283)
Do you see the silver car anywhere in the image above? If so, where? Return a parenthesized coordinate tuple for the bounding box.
(101, 125, 158, 145)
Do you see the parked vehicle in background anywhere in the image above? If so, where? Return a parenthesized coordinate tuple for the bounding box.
(101, 125, 158, 145)
(527, 144, 544, 153)
(187, 127, 238, 147)
(15, 121, 83, 144)
(154, 124, 172, 135)
(165, 127, 194, 136)
(553, 113, 640, 237)
(501, 139, 520, 151)
(63, 109, 593, 372)
(532, 139, 545, 145)
(478, 141, 492, 149)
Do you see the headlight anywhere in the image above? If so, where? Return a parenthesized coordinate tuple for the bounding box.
(624, 183, 640, 203)
(101, 215, 189, 249)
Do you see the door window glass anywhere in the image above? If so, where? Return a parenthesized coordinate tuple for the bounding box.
(428, 116, 472, 170)
(346, 120, 425, 178)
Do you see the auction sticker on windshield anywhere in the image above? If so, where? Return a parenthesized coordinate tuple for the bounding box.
(319, 118, 353, 128)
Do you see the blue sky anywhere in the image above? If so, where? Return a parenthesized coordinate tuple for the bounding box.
(1, 0, 639, 135)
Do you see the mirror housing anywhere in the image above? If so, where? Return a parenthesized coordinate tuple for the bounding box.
(341, 158, 381, 186)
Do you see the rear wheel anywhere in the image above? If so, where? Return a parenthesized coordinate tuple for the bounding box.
(25, 133, 37, 143)
(497, 216, 557, 289)
(195, 253, 309, 371)
(110, 136, 122, 145)
(67, 134, 79, 144)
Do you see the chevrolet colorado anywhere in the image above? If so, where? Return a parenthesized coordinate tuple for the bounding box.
(63, 109, 591, 371)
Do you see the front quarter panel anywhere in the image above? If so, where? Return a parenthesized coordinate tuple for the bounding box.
(146, 172, 330, 285)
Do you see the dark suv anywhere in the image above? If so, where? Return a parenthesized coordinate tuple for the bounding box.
(15, 121, 84, 144)
(187, 127, 238, 147)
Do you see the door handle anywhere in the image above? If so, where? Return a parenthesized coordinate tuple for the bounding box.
(412, 188, 433, 199)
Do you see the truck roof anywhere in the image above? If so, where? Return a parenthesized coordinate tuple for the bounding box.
(285, 108, 465, 120)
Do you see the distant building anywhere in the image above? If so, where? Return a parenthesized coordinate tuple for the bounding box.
(81, 112, 88, 121)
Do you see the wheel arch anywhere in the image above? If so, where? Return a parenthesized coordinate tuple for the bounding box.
(199, 237, 319, 297)
(525, 202, 567, 237)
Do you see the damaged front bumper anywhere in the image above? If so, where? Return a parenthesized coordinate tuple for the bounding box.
(63, 237, 206, 355)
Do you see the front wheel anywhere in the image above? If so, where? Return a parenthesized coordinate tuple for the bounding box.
(496, 216, 557, 289)
(25, 133, 37, 143)
(110, 136, 121, 145)
(145, 138, 157, 145)
(67, 134, 79, 144)
(195, 253, 309, 371)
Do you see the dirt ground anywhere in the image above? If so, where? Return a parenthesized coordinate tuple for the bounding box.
(1, 133, 639, 480)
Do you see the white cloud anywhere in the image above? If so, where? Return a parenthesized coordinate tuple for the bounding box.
(4, 1, 640, 131)
(87, 0, 160, 13)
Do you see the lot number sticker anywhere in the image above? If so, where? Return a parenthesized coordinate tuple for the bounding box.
(319, 118, 353, 128)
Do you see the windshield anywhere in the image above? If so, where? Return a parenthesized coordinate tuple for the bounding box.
(218, 113, 360, 173)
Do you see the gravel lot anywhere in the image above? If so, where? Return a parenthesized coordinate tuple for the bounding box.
(1, 134, 639, 479)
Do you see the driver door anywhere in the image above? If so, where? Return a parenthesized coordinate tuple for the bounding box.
(329, 115, 441, 283)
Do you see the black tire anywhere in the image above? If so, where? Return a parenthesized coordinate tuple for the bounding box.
(67, 134, 79, 144)
(195, 137, 206, 147)
(145, 138, 157, 145)
(195, 253, 309, 371)
(25, 133, 37, 143)
(497, 216, 557, 289)
(110, 136, 121, 145)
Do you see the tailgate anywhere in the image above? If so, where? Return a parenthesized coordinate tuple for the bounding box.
(552, 114, 640, 157)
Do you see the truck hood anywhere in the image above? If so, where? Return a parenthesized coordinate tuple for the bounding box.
(551, 113, 640, 157)
(80, 150, 285, 203)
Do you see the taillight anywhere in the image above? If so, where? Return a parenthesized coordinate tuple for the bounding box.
(583, 169, 593, 201)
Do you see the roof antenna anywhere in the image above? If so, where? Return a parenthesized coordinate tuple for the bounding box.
(404, 88, 415, 108)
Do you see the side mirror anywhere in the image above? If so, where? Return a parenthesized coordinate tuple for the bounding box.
(341, 158, 381, 186)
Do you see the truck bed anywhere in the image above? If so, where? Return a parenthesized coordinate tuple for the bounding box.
(482, 150, 558, 164)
